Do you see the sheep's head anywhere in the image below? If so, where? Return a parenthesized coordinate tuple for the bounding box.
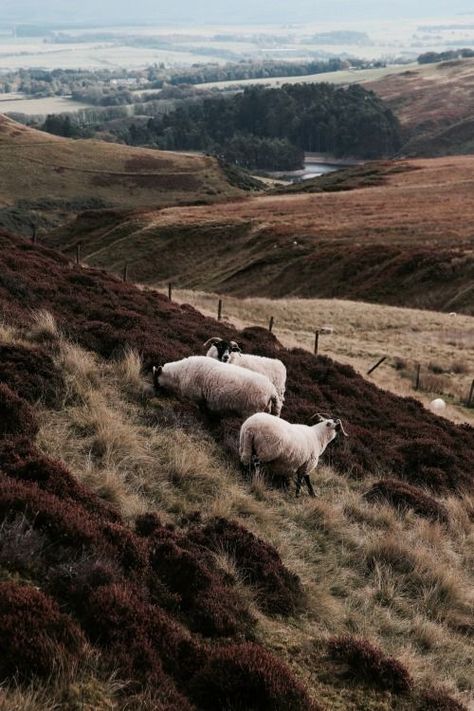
(311, 413, 349, 438)
(203, 337, 241, 363)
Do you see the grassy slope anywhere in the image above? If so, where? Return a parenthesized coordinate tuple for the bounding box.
(0, 232, 472, 710)
(47, 156, 474, 314)
(365, 58, 474, 156)
(169, 289, 474, 425)
(0, 114, 243, 234)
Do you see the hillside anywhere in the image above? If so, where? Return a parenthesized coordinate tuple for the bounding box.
(47, 156, 474, 314)
(0, 229, 472, 710)
(365, 58, 474, 156)
(0, 114, 244, 235)
(168, 289, 474, 425)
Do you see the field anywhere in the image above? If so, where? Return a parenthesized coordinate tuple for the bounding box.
(167, 290, 474, 425)
(366, 57, 474, 156)
(0, 114, 244, 234)
(0, 94, 95, 115)
(0, 231, 472, 710)
(47, 156, 474, 314)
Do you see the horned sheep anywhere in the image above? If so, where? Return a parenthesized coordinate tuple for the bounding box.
(153, 356, 279, 418)
(204, 337, 286, 416)
(240, 412, 348, 497)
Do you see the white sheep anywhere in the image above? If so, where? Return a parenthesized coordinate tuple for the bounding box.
(153, 356, 279, 417)
(203, 337, 286, 416)
(430, 397, 447, 413)
(239, 412, 348, 497)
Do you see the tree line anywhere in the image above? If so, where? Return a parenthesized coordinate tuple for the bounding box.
(417, 48, 474, 64)
(124, 84, 401, 169)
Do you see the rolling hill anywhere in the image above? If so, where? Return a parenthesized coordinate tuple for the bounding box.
(47, 156, 474, 314)
(0, 114, 245, 235)
(0, 229, 472, 710)
(365, 58, 474, 156)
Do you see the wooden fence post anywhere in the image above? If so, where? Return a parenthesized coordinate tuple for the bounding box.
(217, 299, 223, 321)
(123, 263, 128, 282)
(367, 356, 387, 376)
(268, 316, 274, 332)
(75, 242, 81, 265)
(467, 379, 474, 408)
(415, 363, 421, 391)
(314, 330, 320, 355)
(168, 283, 172, 301)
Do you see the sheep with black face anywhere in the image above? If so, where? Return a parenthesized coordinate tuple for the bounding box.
(204, 337, 286, 416)
(239, 412, 348, 497)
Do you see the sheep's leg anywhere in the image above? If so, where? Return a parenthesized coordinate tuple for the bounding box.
(251, 455, 261, 477)
(304, 475, 316, 498)
(295, 469, 304, 497)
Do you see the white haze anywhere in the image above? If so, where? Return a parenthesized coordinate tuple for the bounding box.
(2, 0, 474, 24)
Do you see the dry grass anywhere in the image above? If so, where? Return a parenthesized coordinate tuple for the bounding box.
(171, 289, 474, 424)
(0, 114, 241, 218)
(3, 322, 472, 709)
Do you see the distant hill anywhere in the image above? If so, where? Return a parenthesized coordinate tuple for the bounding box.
(46, 156, 474, 314)
(0, 114, 244, 235)
(365, 58, 474, 156)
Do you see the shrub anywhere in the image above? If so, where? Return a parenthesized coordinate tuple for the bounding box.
(365, 479, 448, 522)
(419, 687, 467, 710)
(327, 635, 413, 694)
(0, 384, 38, 436)
(189, 642, 320, 711)
(82, 582, 199, 703)
(395, 439, 461, 492)
(192, 517, 304, 616)
(149, 528, 255, 638)
(0, 437, 119, 522)
(0, 343, 64, 407)
(0, 581, 84, 681)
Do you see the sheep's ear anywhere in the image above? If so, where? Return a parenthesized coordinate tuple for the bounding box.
(230, 341, 241, 353)
(203, 337, 222, 348)
(310, 412, 326, 422)
(335, 419, 349, 437)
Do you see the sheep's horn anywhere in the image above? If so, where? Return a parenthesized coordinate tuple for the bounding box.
(335, 419, 349, 437)
(203, 337, 222, 348)
(310, 412, 330, 422)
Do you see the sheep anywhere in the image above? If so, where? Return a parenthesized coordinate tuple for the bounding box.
(203, 337, 286, 416)
(430, 397, 447, 413)
(239, 412, 348, 497)
(152, 355, 279, 417)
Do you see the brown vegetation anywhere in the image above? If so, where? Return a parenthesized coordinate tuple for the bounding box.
(0, 235, 472, 709)
(46, 155, 474, 313)
(0, 113, 243, 236)
(366, 57, 474, 156)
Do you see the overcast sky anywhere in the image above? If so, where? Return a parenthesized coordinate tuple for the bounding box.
(2, 0, 474, 24)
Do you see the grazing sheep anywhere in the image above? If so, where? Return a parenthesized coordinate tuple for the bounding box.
(430, 397, 447, 413)
(239, 413, 348, 497)
(204, 337, 286, 416)
(153, 356, 279, 417)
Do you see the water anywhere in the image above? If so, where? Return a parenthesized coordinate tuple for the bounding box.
(302, 162, 341, 180)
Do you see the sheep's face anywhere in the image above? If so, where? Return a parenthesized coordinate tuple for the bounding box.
(317, 417, 349, 440)
(206, 340, 241, 363)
